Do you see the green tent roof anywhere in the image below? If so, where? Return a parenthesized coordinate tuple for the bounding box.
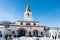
(26, 0, 31, 12)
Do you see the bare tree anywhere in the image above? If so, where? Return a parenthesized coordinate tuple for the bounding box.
(0, 21, 15, 27)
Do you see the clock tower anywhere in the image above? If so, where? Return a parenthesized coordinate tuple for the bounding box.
(24, 0, 33, 21)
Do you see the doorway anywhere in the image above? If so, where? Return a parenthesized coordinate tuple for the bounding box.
(17, 28, 26, 37)
(33, 30, 38, 37)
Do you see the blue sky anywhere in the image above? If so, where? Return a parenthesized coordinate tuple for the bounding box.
(0, 0, 60, 27)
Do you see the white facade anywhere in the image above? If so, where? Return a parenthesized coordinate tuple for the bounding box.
(0, 25, 5, 37)
(0, 0, 49, 39)
(24, 11, 33, 21)
(48, 27, 60, 39)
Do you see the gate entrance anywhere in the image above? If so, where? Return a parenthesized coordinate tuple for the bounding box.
(17, 28, 26, 37)
(33, 30, 38, 37)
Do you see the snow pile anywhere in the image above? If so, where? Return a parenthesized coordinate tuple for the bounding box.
(12, 37, 53, 40)
(40, 37, 53, 40)
(12, 37, 60, 40)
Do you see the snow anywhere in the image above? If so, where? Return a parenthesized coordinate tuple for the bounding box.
(0, 25, 4, 27)
(0, 37, 60, 40)
(12, 37, 52, 40)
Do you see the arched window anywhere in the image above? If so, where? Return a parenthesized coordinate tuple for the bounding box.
(29, 31, 32, 37)
(9, 34, 11, 38)
(5, 34, 8, 39)
(41, 32, 44, 37)
(21, 22, 23, 25)
(12, 31, 15, 34)
(14, 34, 17, 38)
(58, 35, 60, 38)
(34, 23, 36, 26)
(28, 13, 29, 16)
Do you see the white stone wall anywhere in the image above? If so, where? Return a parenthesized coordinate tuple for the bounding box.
(0, 27, 5, 37)
(24, 11, 33, 21)
(16, 21, 39, 26)
(16, 22, 20, 25)
(9, 26, 45, 37)
(49, 29, 60, 39)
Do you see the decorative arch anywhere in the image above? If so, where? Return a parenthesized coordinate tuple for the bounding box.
(16, 28, 27, 37)
(33, 30, 39, 37)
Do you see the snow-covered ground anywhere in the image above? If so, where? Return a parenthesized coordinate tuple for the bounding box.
(0, 37, 60, 40)
(12, 37, 53, 40)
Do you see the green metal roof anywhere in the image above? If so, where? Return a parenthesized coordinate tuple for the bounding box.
(26, 0, 31, 12)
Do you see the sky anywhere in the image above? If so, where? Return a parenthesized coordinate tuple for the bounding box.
(0, 0, 60, 27)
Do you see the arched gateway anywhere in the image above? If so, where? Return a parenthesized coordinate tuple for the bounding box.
(33, 30, 39, 37)
(17, 28, 27, 37)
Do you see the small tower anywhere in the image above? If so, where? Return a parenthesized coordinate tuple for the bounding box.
(24, 0, 33, 21)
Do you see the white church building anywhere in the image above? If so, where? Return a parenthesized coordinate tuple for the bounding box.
(0, 0, 51, 40)
(8, 0, 48, 38)
(0, 0, 60, 40)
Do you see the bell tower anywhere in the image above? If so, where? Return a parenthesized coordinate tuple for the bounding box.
(24, 0, 33, 21)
